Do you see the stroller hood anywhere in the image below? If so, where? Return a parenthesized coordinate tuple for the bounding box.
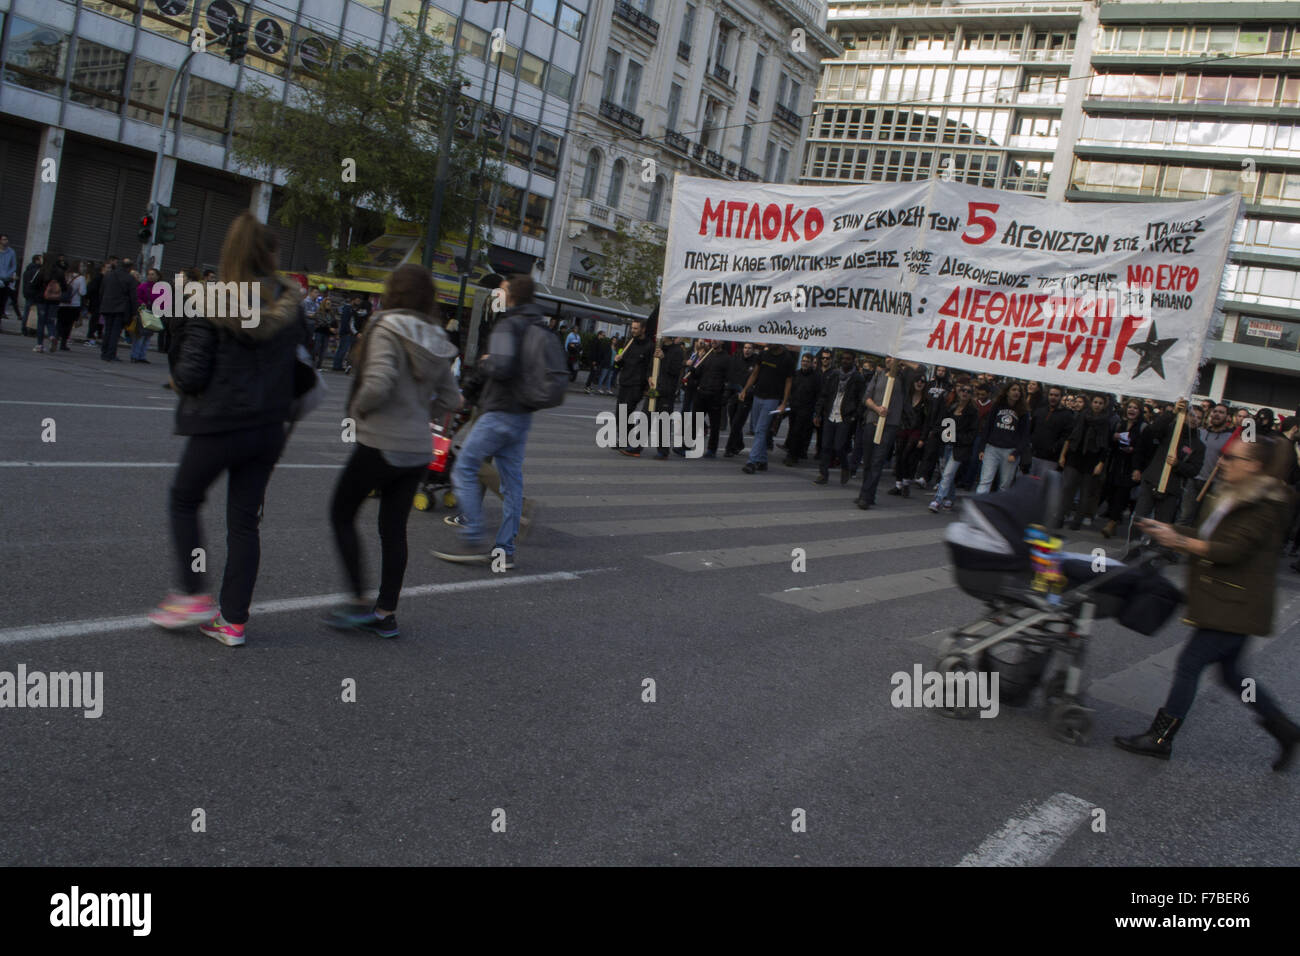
(945, 473, 1059, 573)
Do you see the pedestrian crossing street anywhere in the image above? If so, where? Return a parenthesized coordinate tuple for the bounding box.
(519, 405, 978, 617)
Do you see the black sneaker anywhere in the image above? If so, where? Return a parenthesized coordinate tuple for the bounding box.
(432, 540, 491, 564)
(887, 486, 903, 496)
(742, 463, 757, 474)
(358, 613, 399, 639)
(839, 468, 850, 485)
(814, 474, 828, 485)
(900, 483, 910, 498)
(756, 462, 768, 472)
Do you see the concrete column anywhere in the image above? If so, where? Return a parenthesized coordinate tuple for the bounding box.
(1047, 0, 1098, 202)
(22, 125, 64, 266)
(251, 181, 273, 223)
(1208, 360, 1228, 402)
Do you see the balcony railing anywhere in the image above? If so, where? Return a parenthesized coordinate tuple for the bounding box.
(666, 129, 690, 153)
(572, 198, 612, 224)
(725, 159, 737, 177)
(678, 41, 691, 62)
(774, 103, 801, 128)
(737, 166, 761, 182)
(613, 1, 659, 40)
(599, 98, 645, 134)
(706, 149, 724, 171)
(713, 63, 731, 85)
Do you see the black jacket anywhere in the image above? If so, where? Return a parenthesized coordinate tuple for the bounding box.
(1137, 410, 1204, 488)
(100, 264, 137, 315)
(22, 262, 43, 300)
(789, 367, 821, 409)
(169, 279, 308, 436)
(594, 337, 612, 368)
(693, 349, 729, 395)
(725, 350, 757, 393)
(1030, 404, 1075, 461)
(815, 368, 866, 423)
(899, 395, 927, 432)
(478, 302, 549, 414)
(613, 334, 654, 391)
(928, 402, 979, 463)
(656, 341, 685, 395)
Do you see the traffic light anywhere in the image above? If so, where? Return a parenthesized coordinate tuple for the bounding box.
(156, 205, 179, 244)
(226, 21, 248, 63)
(137, 212, 155, 244)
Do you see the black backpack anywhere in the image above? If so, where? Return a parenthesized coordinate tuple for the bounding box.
(514, 320, 569, 410)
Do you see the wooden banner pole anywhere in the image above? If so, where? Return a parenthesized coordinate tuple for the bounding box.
(874, 373, 896, 444)
(1157, 409, 1185, 495)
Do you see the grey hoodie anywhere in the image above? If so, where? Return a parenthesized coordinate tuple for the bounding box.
(350, 310, 461, 455)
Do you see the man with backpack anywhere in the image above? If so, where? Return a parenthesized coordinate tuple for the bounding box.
(434, 274, 564, 567)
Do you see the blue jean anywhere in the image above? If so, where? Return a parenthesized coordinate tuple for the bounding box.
(976, 445, 1018, 494)
(932, 446, 961, 503)
(451, 410, 531, 555)
(598, 366, 614, 389)
(1165, 628, 1287, 723)
(747, 397, 781, 464)
(35, 303, 59, 346)
(333, 333, 354, 369)
(130, 329, 153, 359)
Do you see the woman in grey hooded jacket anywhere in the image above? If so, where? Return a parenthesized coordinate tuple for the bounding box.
(327, 264, 461, 638)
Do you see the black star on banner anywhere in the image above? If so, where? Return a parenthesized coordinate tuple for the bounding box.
(1128, 322, 1178, 379)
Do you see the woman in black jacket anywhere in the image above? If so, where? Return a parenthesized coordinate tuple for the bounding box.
(927, 378, 978, 512)
(889, 373, 928, 497)
(1055, 393, 1111, 530)
(148, 213, 309, 646)
(1100, 399, 1144, 537)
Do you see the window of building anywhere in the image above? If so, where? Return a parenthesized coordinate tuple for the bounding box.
(496, 42, 520, 76)
(739, 124, 751, 166)
(607, 159, 625, 208)
(3, 17, 69, 95)
(763, 141, 776, 180)
(81, 2, 139, 26)
(776, 147, 790, 181)
(245, 13, 292, 78)
(1234, 316, 1300, 352)
(494, 184, 524, 230)
(647, 175, 665, 223)
(679, 4, 696, 60)
(523, 193, 549, 238)
(546, 65, 574, 100)
(519, 52, 546, 88)
(532, 0, 558, 26)
(458, 22, 489, 60)
(69, 38, 128, 112)
(535, 130, 561, 178)
(557, 3, 584, 40)
(425, 5, 456, 43)
(581, 148, 601, 199)
(667, 82, 682, 130)
(181, 75, 232, 144)
(127, 58, 178, 125)
(623, 60, 642, 111)
(141, 0, 193, 46)
(1224, 367, 1300, 407)
(508, 118, 535, 166)
(751, 52, 764, 103)
(603, 50, 621, 102)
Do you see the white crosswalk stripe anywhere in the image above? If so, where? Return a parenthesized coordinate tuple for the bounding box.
(766, 566, 956, 613)
(647, 528, 949, 571)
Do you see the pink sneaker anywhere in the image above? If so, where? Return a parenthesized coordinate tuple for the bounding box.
(149, 593, 217, 630)
(199, 614, 245, 647)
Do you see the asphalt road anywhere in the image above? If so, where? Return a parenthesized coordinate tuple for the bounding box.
(1, 329, 1297, 866)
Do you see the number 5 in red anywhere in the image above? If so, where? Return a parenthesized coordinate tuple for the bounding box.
(961, 201, 999, 245)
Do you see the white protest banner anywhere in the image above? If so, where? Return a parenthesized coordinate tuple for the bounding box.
(659, 173, 1241, 401)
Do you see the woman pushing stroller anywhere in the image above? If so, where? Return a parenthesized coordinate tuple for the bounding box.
(1115, 431, 1300, 770)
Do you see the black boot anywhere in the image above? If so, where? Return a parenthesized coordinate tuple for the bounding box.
(1259, 714, 1300, 772)
(1114, 708, 1182, 759)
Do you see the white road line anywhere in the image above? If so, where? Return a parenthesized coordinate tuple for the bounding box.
(564, 508, 891, 537)
(534, 490, 828, 508)
(765, 565, 954, 612)
(0, 400, 170, 411)
(0, 568, 616, 646)
(956, 792, 1093, 867)
(649, 528, 950, 570)
(0, 461, 340, 469)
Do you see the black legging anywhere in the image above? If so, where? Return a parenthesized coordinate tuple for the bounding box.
(330, 442, 425, 611)
(169, 422, 286, 625)
(696, 390, 724, 453)
(56, 305, 78, 348)
(1165, 628, 1290, 723)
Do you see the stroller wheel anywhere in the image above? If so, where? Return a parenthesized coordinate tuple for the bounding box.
(936, 655, 981, 720)
(413, 492, 432, 512)
(1043, 671, 1069, 705)
(1048, 701, 1093, 745)
(442, 491, 457, 508)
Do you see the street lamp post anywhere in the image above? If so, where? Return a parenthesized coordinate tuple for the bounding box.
(141, 47, 198, 268)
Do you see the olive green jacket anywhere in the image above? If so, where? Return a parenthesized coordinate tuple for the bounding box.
(1174, 475, 1293, 636)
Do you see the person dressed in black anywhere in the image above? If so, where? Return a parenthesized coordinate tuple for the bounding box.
(1028, 384, 1074, 479)
(913, 365, 951, 488)
(739, 343, 796, 473)
(98, 256, 137, 361)
(1100, 399, 1145, 538)
(584, 331, 612, 394)
(1132, 399, 1204, 526)
(148, 213, 309, 647)
(1055, 392, 1111, 530)
(612, 318, 653, 457)
(813, 351, 865, 485)
(649, 336, 685, 460)
(782, 352, 821, 466)
(888, 373, 929, 496)
(857, 357, 921, 509)
(723, 342, 758, 457)
(689, 340, 729, 458)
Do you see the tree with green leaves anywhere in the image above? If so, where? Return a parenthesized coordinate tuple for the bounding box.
(596, 222, 667, 305)
(231, 16, 501, 277)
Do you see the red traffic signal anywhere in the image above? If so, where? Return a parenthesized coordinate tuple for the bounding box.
(138, 213, 155, 243)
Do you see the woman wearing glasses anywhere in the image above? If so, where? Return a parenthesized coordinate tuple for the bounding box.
(1115, 433, 1300, 770)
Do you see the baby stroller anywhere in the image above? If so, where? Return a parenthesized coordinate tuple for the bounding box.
(412, 407, 473, 513)
(937, 474, 1183, 744)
